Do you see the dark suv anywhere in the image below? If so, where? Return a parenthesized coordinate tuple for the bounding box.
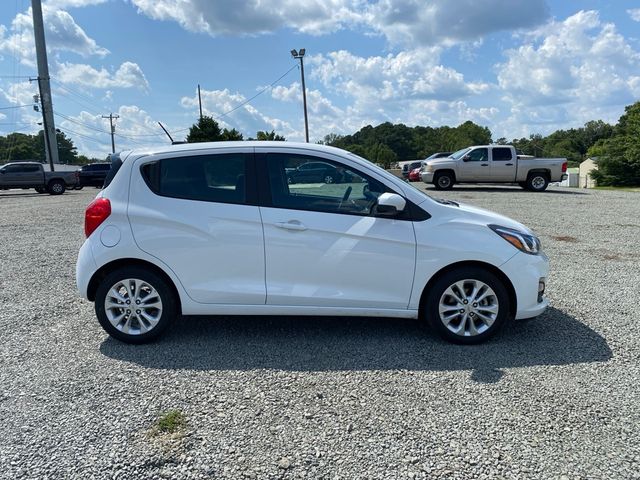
(79, 163, 112, 187)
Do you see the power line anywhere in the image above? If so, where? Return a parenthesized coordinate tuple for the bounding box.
(54, 111, 112, 134)
(57, 126, 109, 145)
(0, 104, 32, 110)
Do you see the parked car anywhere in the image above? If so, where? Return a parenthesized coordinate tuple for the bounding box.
(420, 145, 567, 191)
(78, 163, 112, 187)
(76, 142, 549, 345)
(0, 161, 78, 195)
(401, 160, 423, 179)
(287, 161, 351, 184)
(408, 167, 421, 182)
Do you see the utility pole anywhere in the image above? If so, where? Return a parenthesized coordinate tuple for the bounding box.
(31, 0, 59, 169)
(102, 113, 120, 153)
(291, 49, 309, 143)
(197, 84, 203, 121)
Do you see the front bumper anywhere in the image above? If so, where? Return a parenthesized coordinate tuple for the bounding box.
(420, 171, 435, 183)
(500, 251, 550, 320)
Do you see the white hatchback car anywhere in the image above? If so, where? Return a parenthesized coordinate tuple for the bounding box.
(76, 142, 549, 344)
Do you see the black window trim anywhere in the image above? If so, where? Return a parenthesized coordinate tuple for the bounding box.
(255, 152, 429, 222)
(139, 152, 258, 206)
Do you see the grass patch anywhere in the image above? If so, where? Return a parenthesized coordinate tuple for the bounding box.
(550, 235, 579, 243)
(154, 409, 186, 434)
(593, 186, 640, 192)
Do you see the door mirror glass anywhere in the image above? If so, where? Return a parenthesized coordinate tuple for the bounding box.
(462, 155, 471, 162)
(376, 192, 406, 215)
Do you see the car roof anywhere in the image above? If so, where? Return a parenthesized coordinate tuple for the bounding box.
(122, 141, 355, 159)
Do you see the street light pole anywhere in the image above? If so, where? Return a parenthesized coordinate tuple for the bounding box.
(291, 49, 309, 143)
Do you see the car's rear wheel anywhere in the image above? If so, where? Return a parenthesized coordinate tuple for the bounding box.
(433, 171, 454, 190)
(35, 186, 46, 194)
(47, 179, 65, 195)
(95, 267, 177, 344)
(324, 174, 335, 184)
(526, 173, 549, 192)
(425, 267, 510, 344)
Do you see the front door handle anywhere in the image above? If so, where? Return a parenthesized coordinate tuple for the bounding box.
(275, 220, 307, 231)
(481, 163, 489, 166)
(505, 163, 514, 166)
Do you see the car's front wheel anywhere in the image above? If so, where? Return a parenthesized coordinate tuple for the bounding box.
(433, 171, 454, 190)
(47, 179, 65, 195)
(425, 266, 510, 344)
(95, 267, 177, 344)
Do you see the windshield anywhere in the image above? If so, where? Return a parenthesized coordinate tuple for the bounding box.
(450, 147, 471, 160)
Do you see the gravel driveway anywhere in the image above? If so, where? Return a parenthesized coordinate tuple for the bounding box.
(0, 185, 638, 479)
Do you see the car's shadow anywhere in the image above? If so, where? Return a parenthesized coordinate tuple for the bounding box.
(100, 307, 611, 383)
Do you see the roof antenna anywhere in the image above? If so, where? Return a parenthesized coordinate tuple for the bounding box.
(158, 122, 186, 144)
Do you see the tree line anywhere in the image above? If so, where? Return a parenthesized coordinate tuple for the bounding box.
(2, 103, 638, 185)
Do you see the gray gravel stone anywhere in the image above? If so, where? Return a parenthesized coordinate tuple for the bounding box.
(0, 185, 638, 479)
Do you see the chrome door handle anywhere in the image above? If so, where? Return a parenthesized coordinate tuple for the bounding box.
(275, 221, 307, 231)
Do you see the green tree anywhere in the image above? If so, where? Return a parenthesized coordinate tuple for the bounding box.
(220, 128, 243, 141)
(254, 130, 285, 141)
(186, 116, 223, 143)
(589, 102, 640, 186)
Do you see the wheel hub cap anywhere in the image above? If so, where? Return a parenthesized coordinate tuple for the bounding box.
(438, 279, 499, 337)
(104, 278, 163, 335)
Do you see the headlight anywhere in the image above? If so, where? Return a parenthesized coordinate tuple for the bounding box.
(489, 224, 541, 255)
(425, 164, 434, 172)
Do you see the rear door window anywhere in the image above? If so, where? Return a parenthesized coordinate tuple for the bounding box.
(492, 148, 513, 161)
(141, 153, 251, 205)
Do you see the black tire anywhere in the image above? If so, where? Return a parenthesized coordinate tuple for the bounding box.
(47, 179, 66, 195)
(95, 267, 177, 344)
(526, 173, 549, 192)
(424, 266, 510, 344)
(433, 171, 454, 190)
(35, 186, 47, 194)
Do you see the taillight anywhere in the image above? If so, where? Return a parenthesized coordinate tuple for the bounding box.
(85, 198, 111, 237)
(562, 162, 567, 173)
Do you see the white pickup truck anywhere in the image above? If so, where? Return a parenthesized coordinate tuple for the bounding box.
(420, 145, 567, 191)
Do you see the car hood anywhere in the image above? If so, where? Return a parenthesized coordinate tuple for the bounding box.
(427, 198, 533, 235)
(425, 157, 454, 166)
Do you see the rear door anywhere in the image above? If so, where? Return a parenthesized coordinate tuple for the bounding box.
(490, 147, 517, 181)
(128, 148, 266, 305)
(258, 149, 416, 309)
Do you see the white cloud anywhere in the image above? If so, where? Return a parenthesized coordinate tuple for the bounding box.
(362, 0, 549, 46)
(130, 0, 360, 36)
(129, 0, 549, 46)
(44, 0, 108, 8)
(0, 6, 108, 66)
(57, 61, 149, 90)
(628, 8, 640, 22)
(310, 49, 489, 106)
(180, 87, 296, 139)
(494, 10, 640, 136)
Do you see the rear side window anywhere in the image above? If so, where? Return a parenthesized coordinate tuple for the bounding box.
(141, 154, 248, 205)
(492, 148, 513, 161)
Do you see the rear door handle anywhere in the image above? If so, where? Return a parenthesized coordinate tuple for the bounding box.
(481, 163, 489, 166)
(505, 163, 514, 166)
(275, 220, 307, 231)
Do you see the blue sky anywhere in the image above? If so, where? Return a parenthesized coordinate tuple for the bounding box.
(1, 0, 639, 158)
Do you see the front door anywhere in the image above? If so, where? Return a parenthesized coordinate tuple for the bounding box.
(128, 150, 266, 304)
(458, 147, 490, 181)
(259, 151, 416, 309)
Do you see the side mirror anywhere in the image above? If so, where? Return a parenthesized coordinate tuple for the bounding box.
(376, 192, 406, 215)
(462, 155, 471, 162)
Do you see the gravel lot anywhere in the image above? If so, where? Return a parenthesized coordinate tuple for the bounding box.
(1, 184, 639, 479)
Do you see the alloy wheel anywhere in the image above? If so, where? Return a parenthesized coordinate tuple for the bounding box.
(438, 279, 499, 337)
(103, 278, 163, 335)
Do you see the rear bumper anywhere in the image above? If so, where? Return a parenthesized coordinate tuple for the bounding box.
(500, 251, 550, 320)
(76, 239, 97, 299)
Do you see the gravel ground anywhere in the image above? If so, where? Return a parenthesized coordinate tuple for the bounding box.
(0, 184, 638, 479)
